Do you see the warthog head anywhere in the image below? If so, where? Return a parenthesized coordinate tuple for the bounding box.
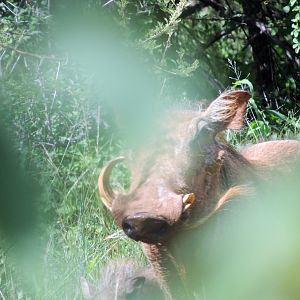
(99, 90, 251, 244)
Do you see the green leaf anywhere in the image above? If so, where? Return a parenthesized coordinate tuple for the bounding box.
(268, 110, 288, 121)
(86, 256, 99, 273)
(283, 5, 290, 13)
(249, 98, 263, 121)
(291, 0, 297, 7)
(233, 79, 254, 93)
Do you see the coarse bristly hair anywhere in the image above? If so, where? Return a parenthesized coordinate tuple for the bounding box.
(81, 259, 164, 300)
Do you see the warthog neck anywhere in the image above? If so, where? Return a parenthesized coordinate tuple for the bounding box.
(143, 143, 258, 300)
(219, 142, 256, 191)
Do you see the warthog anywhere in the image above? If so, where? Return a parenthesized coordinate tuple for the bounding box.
(98, 90, 300, 297)
(80, 260, 164, 300)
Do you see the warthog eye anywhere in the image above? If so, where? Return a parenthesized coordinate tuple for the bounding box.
(189, 120, 213, 150)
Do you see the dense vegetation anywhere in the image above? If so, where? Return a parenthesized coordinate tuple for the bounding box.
(0, 0, 299, 299)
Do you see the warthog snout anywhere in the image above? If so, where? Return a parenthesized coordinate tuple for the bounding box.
(122, 214, 170, 243)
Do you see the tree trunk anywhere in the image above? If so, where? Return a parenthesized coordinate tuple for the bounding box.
(241, 0, 274, 106)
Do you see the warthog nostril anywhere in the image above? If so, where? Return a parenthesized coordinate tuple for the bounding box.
(122, 216, 170, 242)
(122, 219, 137, 239)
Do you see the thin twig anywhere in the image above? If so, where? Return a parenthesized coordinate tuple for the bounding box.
(0, 43, 65, 61)
(158, 77, 167, 101)
(205, 24, 240, 49)
(50, 61, 61, 111)
(103, 0, 114, 7)
(181, 0, 226, 18)
(66, 168, 90, 198)
(9, 54, 21, 73)
(0, 288, 6, 300)
(192, 17, 234, 21)
(1, 1, 17, 16)
(96, 104, 100, 156)
(58, 134, 73, 170)
(40, 143, 59, 172)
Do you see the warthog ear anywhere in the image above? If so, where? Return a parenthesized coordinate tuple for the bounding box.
(205, 90, 251, 131)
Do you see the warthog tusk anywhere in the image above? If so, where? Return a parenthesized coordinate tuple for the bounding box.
(98, 156, 125, 210)
(183, 193, 195, 205)
(182, 193, 195, 211)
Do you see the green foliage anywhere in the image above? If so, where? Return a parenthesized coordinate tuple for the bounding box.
(284, 1, 300, 53)
(112, 0, 300, 110)
(291, 2, 300, 53)
(0, 2, 144, 299)
(0, 0, 300, 299)
(230, 74, 300, 145)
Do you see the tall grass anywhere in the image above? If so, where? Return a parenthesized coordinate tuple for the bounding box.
(0, 61, 146, 299)
(0, 2, 299, 298)
(1, 87, 299, 299)
(0, 120, 145, 299)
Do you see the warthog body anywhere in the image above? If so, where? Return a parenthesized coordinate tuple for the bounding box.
(80, 260, 164, 300)
(98, 90, 300, 298)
